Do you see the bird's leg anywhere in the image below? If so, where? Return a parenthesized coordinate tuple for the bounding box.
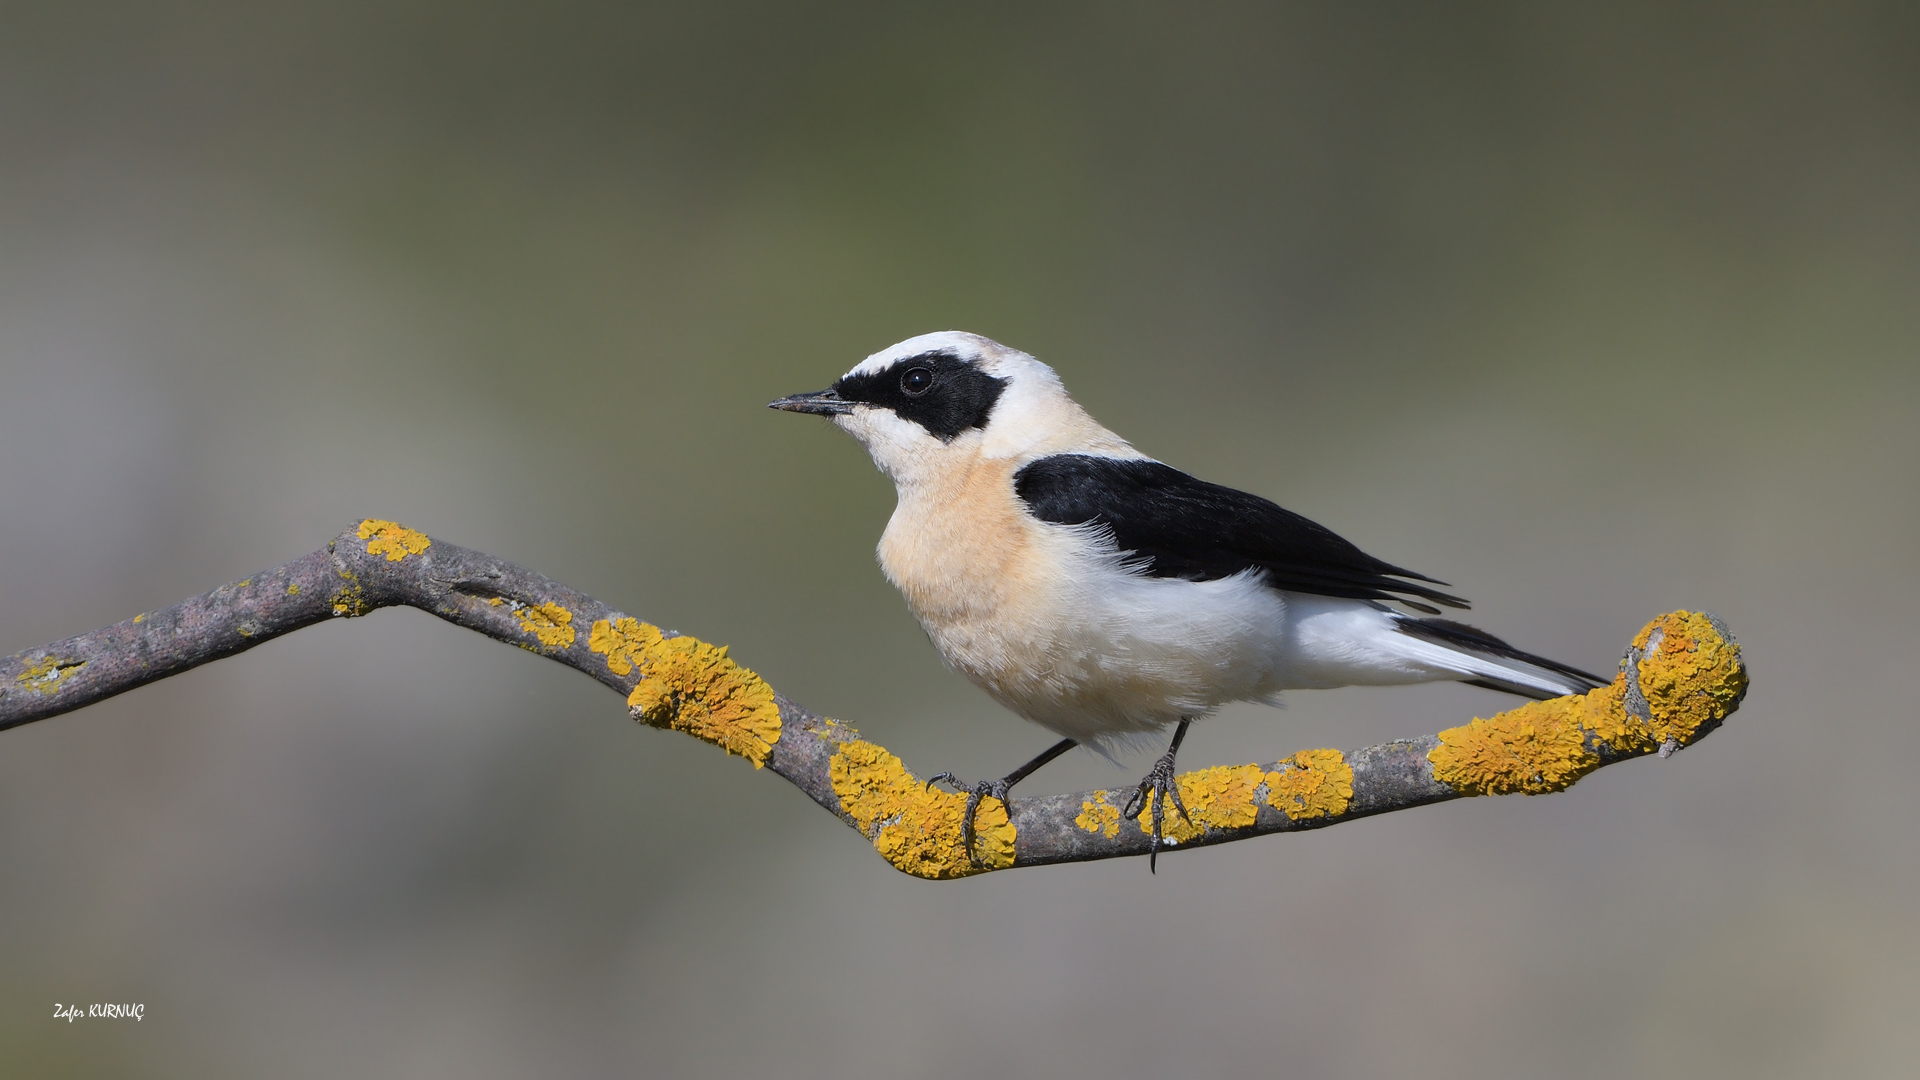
(1122, 719, 1192, 873)
(928, 738, 1077, 865)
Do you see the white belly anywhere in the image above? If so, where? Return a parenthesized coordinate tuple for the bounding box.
(904, 524, 1295, 746)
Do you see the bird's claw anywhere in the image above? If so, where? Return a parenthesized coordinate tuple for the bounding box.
(926, 771, 1010, 866)
(1123, 749, 1189, 873)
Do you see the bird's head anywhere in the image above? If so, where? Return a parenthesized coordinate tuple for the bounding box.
(769, 331, 1132, 487)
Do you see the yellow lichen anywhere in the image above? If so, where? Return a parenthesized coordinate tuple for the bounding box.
(1075, 791, 1123, 838)
(357, 518, 431, 562)
(330, 572, 371, 617)
(132, 613, 146, 623)
(285, 584, 301, 596)
(487, 597, 504, 606)
(1634, 610, 1747, 748)
(1575, 677, 1654, 754)
(1429, 611, 1746, 796)
(1128, 763, 1267, 843)
(15, 658, 54, 686)
(1266, 748, 1355, 821)
(588, 617, 663, 676)
(514, 602, 576, 649)
(1430, 697, 1597, 796)
(15, 656, 84, 694)
(829, 739, 1014, 878)
(627, 633, 782, 768)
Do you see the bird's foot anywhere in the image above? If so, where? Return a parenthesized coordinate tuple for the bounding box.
(925, 739, 1077, 868)
(926, 772, 1011, 866)
(1122, 746, 1190, 873)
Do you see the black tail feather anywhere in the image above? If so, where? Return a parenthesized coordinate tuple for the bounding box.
(1399, 617, 1607, 701)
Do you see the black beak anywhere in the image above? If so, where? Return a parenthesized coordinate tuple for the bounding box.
(768, 389, 855, 416)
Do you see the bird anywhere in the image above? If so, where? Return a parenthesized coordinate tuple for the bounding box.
(770, 331, 1604, 869)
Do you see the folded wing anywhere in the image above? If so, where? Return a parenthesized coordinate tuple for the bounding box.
(1012, 454, 1468, 613)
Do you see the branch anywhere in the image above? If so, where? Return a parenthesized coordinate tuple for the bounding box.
(1, 520, 1749, 879)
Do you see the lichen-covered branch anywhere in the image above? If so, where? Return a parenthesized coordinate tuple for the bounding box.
(1, 520, 1749, 879)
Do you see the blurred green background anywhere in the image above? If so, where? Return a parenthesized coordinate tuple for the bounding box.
(3, 2, 1916, 1076)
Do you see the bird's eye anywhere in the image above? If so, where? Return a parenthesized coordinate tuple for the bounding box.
(900, 367, 935, 396)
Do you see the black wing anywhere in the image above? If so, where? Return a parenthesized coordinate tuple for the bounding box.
(1013, 455, 1468, 612)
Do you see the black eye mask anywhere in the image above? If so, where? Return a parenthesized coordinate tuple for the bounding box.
(832, 352, 1010, 441)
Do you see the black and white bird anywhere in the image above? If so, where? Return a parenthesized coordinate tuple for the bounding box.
(771, 331, 1603, 867)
